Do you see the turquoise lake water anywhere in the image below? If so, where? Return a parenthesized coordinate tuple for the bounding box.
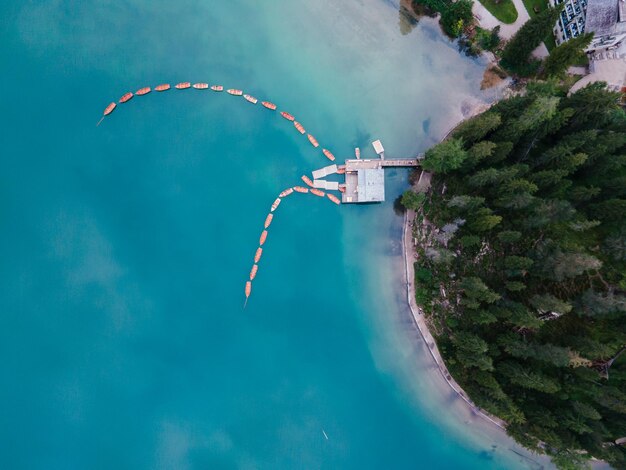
(1, 0, 550, 468)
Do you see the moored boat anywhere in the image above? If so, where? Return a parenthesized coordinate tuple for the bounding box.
(322, 149, 335, 161)
(310, 188, 325, 197)
(262, 101, 277, 110)
(280, 111, 294, 121)
(293, 186, 309, 193)
(254, 247, 263, 263)
(136, 87, 151, 95)
(271, 198, 281, 211)
(264, 214, 273, 228)
(119, 92, 133, 103)
(97, 102, 117, 126)
(250, 265, 258, 281)
(243, 94, 258, 104)
(155, 84, 170, 92)
(227, 89, 243, 96)
(244, 281, 252, 308)
(337, 167, 346, 175)
(210, 85, 223, 91)
(307, 134, 319, 147)
(301, 175, 314, 187)
(279, 188, 294, 197)
(175, 82, 191, 89)
(103, 102, 116, 116)
(327, 193, 341, 205)
(193, 82, 209, 89)
(355, 147, 361, 159)
(293, 121, 305, 134)
(259, 231, 268, 246)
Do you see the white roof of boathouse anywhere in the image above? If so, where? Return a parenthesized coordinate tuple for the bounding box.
(357, 168, 385, 202)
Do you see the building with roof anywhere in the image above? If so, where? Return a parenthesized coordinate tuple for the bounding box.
(551, 0, 626, 50)
(308, 139, 420, 204)
(585, 0, 626, 52)
(342, 160, 386, 203)
(551, 0, 588, 45)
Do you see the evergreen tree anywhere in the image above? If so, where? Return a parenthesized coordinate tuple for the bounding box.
(497, 230, 522, 243)
(499, 361, 560, 393)
(409, 82, 626, 467)
(463, 141, 497, 170)
(400, 190, 426, 211)
(530, 293, 572, 316)
(421, 138, 467, 173)
(453, 112, 502, 144)
(468, 208, 502, 232)
(500, 6, 563, 75)
(542, 33, 593, 78)
(439, 0, 473, 37)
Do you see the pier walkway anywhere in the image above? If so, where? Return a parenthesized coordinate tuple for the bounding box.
(341, 156, 422, 204)
(344, 157, 421, 171)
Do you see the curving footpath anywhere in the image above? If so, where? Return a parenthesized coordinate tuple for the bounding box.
(472, 0, 549, 58)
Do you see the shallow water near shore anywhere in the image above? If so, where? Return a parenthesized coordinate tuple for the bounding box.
(1, 0, 549, 468)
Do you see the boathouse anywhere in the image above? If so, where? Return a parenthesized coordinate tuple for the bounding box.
(342, 159, 386, 203)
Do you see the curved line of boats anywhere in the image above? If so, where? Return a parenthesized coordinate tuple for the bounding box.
(243, 183, 341, 307)
(98, 81, 336, 163)
(98, 81, 345, 309)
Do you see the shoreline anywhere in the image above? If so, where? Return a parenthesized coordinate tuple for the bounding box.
(401, 209, 508, 430)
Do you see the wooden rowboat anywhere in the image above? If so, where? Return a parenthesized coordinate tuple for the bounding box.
(301, 175, 314, 188)
(244, 94, 258, 104)
(103, 102, 116, 115)
(293, 121, 305, 134)
(327, 194, 341, 205)
(271, 198, 281, 211)
(250, 265, 258, 281)
(119, 92, 133, 103)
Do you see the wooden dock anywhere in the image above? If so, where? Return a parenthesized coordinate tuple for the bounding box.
(341, 156, 422, 203)
(381, 158, 422, 167)
(345, 157, 422, 171)
(312, 138, 424, 204)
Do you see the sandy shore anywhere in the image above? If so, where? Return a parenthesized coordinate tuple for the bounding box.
(401, 209, 507, 429)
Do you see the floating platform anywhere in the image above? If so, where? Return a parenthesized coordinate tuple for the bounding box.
(312, 164, 338, 180)
(313, 180, 339, 191)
